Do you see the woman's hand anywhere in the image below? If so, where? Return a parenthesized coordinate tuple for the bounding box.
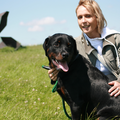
(108, 81, 120, 97)
(48, 68, 59, 81)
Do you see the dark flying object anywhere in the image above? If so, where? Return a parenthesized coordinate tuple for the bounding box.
(0, 11, 9, 33)
(0, 11, 22, 50)
(0, 37, 22, 50)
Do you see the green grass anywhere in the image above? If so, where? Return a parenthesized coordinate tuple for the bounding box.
(0, 46, 70, 120)
(0, 46, 118, 120)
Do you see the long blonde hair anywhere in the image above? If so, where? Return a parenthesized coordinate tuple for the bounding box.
(76, 0, 107, 34)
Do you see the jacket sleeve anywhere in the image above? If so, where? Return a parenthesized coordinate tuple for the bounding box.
(115, 34, 120, 61)
(114, 33, 120, 82)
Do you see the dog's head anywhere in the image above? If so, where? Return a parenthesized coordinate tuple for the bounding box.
(43, 33, 78, 72)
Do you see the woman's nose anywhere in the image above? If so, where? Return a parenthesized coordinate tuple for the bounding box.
(82, 17, 86, 23)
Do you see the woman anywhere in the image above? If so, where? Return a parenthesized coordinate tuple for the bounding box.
(48, 0, 120, 97)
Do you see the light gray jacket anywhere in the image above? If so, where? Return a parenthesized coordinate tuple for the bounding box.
(75, 33, 120, 82)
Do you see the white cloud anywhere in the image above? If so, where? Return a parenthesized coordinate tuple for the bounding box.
(20, 22, 24, 25)
(38, 17, 56, 25)
(20, 17, 66, 32)
(28, 26, 43, 32)
(20, 17, 56, 26)
(60, 20, 66, 24)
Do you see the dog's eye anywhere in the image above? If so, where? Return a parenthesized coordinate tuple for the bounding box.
(67, 43, 71, 47)
(54, 43, 59, 47)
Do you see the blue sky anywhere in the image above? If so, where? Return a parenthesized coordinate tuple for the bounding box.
(0, 0, 120, 46)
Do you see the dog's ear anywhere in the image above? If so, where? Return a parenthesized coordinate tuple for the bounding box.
(73, 38, 79, 55)
(69, 36, 79, 55)
(43, 36, 51, 56)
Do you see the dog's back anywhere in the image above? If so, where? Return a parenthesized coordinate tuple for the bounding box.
(58, 54, 120, 119)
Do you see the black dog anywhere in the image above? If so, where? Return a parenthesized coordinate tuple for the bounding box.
(43, 33, 120, 120)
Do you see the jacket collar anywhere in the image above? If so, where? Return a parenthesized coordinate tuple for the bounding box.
(81, 33, 116, 55)
(103, 34, 115, 47)
(81, 27, 120, 55)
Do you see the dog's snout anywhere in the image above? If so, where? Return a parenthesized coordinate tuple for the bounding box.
(62, 52, 69, 58)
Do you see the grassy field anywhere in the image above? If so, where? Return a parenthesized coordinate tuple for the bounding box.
(0, 45, 71, 120)
(1, 46, 117, 120)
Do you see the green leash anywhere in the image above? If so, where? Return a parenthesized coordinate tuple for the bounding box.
(62, 98, 72, 119)
(52, 80, 58, 93)
(52, 81, 72, 119)
(42, 65, 71, 119)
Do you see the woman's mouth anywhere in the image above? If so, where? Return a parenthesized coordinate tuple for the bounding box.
(83, 25, 90, 29)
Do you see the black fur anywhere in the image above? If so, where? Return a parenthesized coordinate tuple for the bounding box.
(43, 33, 120, 120)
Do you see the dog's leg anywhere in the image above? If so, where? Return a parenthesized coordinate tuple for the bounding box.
(70, 104, 81, 120)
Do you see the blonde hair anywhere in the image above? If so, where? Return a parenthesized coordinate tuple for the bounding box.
(76, 0, 107, 34)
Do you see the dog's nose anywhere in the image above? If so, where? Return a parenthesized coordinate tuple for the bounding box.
(62, 52, 69, 58)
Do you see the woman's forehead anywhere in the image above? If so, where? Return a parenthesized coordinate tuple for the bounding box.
(77, 5, 94, 16)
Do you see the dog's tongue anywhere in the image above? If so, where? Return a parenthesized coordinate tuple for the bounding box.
(58, 61, 69, 72)
(52, 60, 69, 72)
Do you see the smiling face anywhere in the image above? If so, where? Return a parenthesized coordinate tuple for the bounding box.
(76, 5, 100, 38)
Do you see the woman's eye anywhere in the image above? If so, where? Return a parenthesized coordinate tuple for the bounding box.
(78, 16, 82, 19)
(86, 15, 91, 18)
